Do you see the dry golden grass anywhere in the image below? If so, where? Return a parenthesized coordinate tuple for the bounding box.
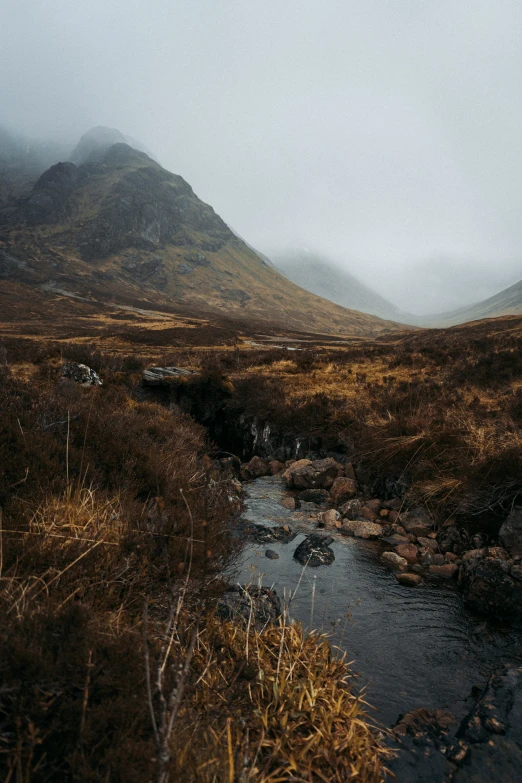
(0, 482, 389, 782)
(169, 616, 391, 783)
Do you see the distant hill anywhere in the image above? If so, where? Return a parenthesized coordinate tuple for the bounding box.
(0, 135, 405, 337)
(416, 277, 522, 327)
(273, 250, 401, 320)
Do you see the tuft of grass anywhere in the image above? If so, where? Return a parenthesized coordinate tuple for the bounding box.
(168, 615, 391, 783)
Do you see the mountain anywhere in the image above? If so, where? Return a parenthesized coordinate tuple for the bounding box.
(416, 277, 522, 327)
(0, 136, 405, 337)
(273, 250, 401, 320)
(70, 126, 155, 165)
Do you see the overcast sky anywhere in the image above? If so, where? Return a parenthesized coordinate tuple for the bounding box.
(1, 0, 522, 313)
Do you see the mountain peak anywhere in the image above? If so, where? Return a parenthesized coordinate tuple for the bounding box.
(70, 126, 127, 164)
(0, 149, 404, 337)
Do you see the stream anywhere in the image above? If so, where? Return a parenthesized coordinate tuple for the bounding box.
(231, 476, 522, 726)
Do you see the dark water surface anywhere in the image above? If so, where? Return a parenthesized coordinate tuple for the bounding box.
(232, 476, 522, 725)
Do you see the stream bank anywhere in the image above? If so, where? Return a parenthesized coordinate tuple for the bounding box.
(234, 476, 522, 726)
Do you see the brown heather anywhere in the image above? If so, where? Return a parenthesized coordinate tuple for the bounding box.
(0, 347, 388, 782)
(225, 317, 522, 537)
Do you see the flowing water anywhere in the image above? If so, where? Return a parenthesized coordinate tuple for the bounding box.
(232, 476, 522, 726)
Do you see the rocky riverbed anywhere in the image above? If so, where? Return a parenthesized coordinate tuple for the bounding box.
(238, 455, 522, 617)
(227, 469, 522, 780)
(232, 474, 521, 722)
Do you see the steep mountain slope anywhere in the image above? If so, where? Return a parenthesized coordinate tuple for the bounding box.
(416, 278, 522, 327)
(0, 141, 404, 336)
(274, 250, 401, 320)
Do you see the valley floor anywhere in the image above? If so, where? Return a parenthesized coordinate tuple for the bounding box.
(1, 296, 522, 781)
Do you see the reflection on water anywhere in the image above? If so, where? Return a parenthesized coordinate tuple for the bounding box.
(232, 476, 522, 725)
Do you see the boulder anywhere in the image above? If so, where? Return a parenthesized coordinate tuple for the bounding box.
(283, 458, 341, 490)
(297, 488, 330, 504)
(241, 455, 270, 479)
(361, 505, 380, 521)
(365, 498, 382, 514)
(280, 496, 296, 510)
(459, 547, 522, 618)
(61, 361, 102, 386)
(310, 457, 343, 487)
(342, 519, 383, 539)
(429, 564, 459, 578)
(329, 476, 357, 504)
(401, 508, 434, 538)
(499, 506, 522, 556)
(396, 573, 423, 586)
(265, 549, 279, 560)
(318, 509, 341, 528)
(217, 585, 281, 630)
(339, 498, 363, 520)
(381, 551, 408, 571)
(293, 534, 335, 566)
(281, 459, 312, 487)
(394, 543, 419, 564)
(388, 510, 401, 525)
(269, 460, 285, 475)
(418, 536, 438, 551)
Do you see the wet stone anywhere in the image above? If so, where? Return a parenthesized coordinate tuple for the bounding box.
(342, 519, 383, 539)
(381, 551, 408, 571)
(265, 549, 279, 560)
(250, 524, 297, 544)
(293, 533, 335, 567)
(396, 573, 423, 587)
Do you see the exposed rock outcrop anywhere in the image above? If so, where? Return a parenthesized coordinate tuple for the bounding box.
(61, 362, 102, 386)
